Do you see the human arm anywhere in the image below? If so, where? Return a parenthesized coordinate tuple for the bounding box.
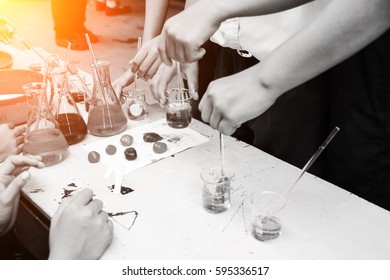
(0, 123, 26, 163)
(0, 155, 44, 236)
(199, 0, 390, 135)
(112, 0, 170, 94)
(158, 0, 311, 64)
(48, 188, 113, 260)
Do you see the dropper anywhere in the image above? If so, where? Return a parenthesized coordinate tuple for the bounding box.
(285, 126, 340, 196)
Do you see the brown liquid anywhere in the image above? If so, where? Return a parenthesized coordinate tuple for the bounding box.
(56, 113, 87, 145)
(166, 103, 191, 129)
(87, 104, 127, 136)
(23, 128, 69, 166)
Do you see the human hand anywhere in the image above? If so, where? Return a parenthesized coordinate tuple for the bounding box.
(131, 36, 163, 80)
(112, 68, 135, 97)
(148, 62, 199, 106)
(158, 0, 220, 64)
(48, 188, 113, 260)
(0, 123, 26, 163)
(0, 155, 44, 236)
(199, 64, 277, 135)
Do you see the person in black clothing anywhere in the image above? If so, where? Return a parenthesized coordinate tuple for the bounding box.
(51, 0, 98, 50)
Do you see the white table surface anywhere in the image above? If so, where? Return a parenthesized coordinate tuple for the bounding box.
(2, 43, 390, 260)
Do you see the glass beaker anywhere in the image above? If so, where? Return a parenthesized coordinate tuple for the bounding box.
(250, 191, 286, 241)
(200, 167, 234, 213)
(22, 82, 69, 166)
(51, 67, 88, 145)
(121, 88, 147, 120)
(165, 88, 192, 129)
(87, 60, 127, 136)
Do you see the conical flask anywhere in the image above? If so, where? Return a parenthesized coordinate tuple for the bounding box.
(22, 82, 69, 166)
(87, 60, 127, 136)
(51, 67, 88, 145)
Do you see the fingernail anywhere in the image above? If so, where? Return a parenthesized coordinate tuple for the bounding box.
(21, 171, 31, 180)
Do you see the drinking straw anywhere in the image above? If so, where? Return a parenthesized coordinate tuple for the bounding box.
(219, 133, 226, 177)
(134, 37, 142, 92)
(285, 126, 340, 196)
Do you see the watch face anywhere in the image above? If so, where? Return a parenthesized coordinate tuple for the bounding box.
(237, 49, 253, 58)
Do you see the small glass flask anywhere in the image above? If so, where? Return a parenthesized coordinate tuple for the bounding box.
(87, 60, 127, 136)
(51, 67, 88, 145)
(22, 82, 69, 166)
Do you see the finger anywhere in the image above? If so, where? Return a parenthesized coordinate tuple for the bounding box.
(7, 122, 15, 129)
(137, 55, 157, 79)
(172, 40, 186, 64)
(199, 95, 213, 124)
(158, 29, 172, 66)
(86, 199, 103, 214)
(100, 209, 109, 218)
(218, 119, 238, 136)
(0, 155, 43, 175)
(16, 144, 23, 155)
(14, 125, 26, 136)
(1, 171, 30, 205)
(209, 109, 222, 130)
(16, 135, 24, 146)
(71, 188, 93, 206)
(144, 58, 162, 80)
(185, 47, 206, 63)
(184, 65, 199, 100)
(131, 49, 148, 73)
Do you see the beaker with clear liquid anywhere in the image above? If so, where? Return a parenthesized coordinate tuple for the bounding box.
(22, 82, 69, 166)
(87, 60, 127, 136)
(51, 67, 87, 145)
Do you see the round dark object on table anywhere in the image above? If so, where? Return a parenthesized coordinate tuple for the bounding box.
(124, 147, 137, 160)
(120, 134, 133, 146)
(153, 142, 168, 154)
(143, 132, 163, 142)
(88, 151, 100, 163)
(105, 144, 117, 155)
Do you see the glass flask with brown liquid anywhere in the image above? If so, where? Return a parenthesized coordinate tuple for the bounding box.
(87, 60, 127, 136)
(22, 82, 69, 166)
(51, 67, 87, 145)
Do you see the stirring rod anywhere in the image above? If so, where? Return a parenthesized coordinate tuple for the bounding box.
(85, 33, 112, 128)
(14, 34, 46, 61)
(64, 42, 71, 68)
(285, 126, 340, 196)
(134, 37, 142, 92)
(220, 133, 226, 177)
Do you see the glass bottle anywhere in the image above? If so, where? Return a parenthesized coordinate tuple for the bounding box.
(87, 60, 127, 136)
(22, 82, 69, 166)
(51, 67, 88, 145)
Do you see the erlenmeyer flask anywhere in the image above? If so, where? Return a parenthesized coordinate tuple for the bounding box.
(87, 60, 127, 136)
(51, 67, 87, 145)
(22, 82, 69, 166)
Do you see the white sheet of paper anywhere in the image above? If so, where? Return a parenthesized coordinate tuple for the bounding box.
(84, 119, 210, 176)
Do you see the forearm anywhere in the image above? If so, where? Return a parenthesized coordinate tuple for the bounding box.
(143, 0, 170, 41)
(198, 0, 312, 25)
(257, 0, 390, 98)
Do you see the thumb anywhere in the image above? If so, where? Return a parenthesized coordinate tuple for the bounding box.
(184, 64, 199, 100)
(2, 170, 30, 205)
